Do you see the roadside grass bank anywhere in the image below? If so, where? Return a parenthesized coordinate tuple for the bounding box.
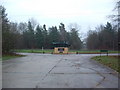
(2, 53, 26, 61)
(14, 49, 119, 54)
(14, 49, 53, 53)
(70, 50, 119, 54)
(91, 56, 119, 73)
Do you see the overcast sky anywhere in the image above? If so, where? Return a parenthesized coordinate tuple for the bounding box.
(1, 0, 116, 37)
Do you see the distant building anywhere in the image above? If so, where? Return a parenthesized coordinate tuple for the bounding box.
(52, 42, 70, 54)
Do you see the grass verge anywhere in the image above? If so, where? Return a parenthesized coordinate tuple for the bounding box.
(2, 53, 25, 61)
(14, 49, 119, 54)
(14, 49, 53, 53)
(72, 50, 119, 54)
(91, 55, 119, 73)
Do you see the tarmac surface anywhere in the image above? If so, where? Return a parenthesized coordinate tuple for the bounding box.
(2, 53, 119, 88)
(0, 60, 2, 89)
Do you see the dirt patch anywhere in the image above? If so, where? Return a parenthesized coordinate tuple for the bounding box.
(109, 55, 120, 59)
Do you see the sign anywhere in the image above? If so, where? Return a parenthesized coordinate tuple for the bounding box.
(100, 50, 108, 56)
(100, 50, 108, 52)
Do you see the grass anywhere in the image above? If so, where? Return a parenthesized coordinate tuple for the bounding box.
(92, 55, 119, 73)
(71, 50, 119, 54)
(14, 49, 53, 53)
(14, 49, 119, 54)
(71, 50, 101, 54)
(2, 53, 25, 61)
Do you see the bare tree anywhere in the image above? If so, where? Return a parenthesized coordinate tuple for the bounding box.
(29, 18, 38, 30)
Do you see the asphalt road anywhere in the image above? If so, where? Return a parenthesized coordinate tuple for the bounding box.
(0, 61, 2, 89)
(2, 53, 119, 88)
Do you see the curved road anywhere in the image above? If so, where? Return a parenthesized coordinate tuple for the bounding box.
(2, 53, 119, 88)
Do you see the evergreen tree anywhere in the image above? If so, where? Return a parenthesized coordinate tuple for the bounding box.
(42, 24, 48, 48)
(70, 28, 82, 49)
(59, 23, 67, 41)
(35, 25, 43, 48)
(48, 26, 60, 48)
(86, 22, 118, 50)
(1, 6, 14, 53)
(27, 21, 35, 49)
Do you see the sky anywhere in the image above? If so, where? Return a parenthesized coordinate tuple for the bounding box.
(1, 0, 116, 38)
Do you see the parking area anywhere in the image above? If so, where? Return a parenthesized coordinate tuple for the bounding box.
(2, 53, 119, 88)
